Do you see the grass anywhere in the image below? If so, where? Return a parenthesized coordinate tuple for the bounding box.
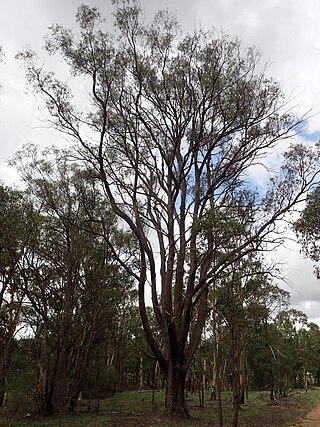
(1, 388, 320, 426)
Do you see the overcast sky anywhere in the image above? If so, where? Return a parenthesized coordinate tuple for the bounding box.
(1, 0, 320, 323)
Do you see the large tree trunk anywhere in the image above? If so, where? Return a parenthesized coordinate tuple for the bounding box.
(199, 357, 206, 407)
(231, 368, 241, 427)
(165, 361, 189, 418)
(0, 348, 7, 407)
(230, 321, 243, 427)
(66, 328, 95, 412)
(35, 360, 52, 415)
(239, 348, 246, 405)
(50, 268, 74, 413)
(66, 353, 88, 412)
(51, 343, 68, 413)
(34, 324, 54, 415)
(139, 356, 144, 391)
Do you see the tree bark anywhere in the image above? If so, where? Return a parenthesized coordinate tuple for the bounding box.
(66, 327, 96, 412)
(0, 369, 5, 407)
(239, 348, 246, 405)
(139, 356, 144, 391)
(199, 357, 206, 407)
(230, 321, 242, 427)
(50, 343, 68, 413)
(231, 369, 241, 427)
(165, 361, 189, 418)
(304, 365, 308, 393)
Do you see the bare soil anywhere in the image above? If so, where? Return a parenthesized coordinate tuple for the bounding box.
(292, 401, 320, 427)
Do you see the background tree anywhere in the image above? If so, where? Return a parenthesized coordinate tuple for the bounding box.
(0, 184, 36, 406)
(17, 2, 320, 418)
(245, 280, 290, 400)
(304, 322, 320, 386)
(294, 182, 320, 389)
(295, 182, 320, 277)
(272, 309, 309, 395)
(11, 145, 135, 414)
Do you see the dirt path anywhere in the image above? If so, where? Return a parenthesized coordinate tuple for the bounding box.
(292, 401, 320, 427)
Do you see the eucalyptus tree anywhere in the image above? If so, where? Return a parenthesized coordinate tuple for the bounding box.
(215, 238, 289, 427)
(0, 184, 36, 406)
(304, 322, 320, 385)
(245, 279, 290, 401)
(12, 145, 135, 414)
(294, 184, 320, 386)
(17, 2, 320, 418)
(295, 183, 320, 277)
(272, 309, 309, 394)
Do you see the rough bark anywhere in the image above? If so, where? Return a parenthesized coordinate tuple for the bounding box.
(50, 343, 68, 413)
(165, 361, 189, 419)
(0, 368, 5, 407)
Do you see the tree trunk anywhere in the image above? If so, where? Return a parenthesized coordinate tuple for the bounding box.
(34, 325, 54, 415)
(139, 356, 144, 391)
(165, 361, 189, 418)
(67, 360, 88, 412)
(0, 351, 6, 407)
(230, 323, 241, 427)
(51, 343, 68, 413)
(35, 360, 52, 415)
(239, 348, 246, 405)
(0, 371, 5, 407)
(231, 370, 241, 427)
(199, 357, 206, 407)
(154, 361, 160, 390)
(215, 340, 224, 426)
(216, 367, 223, 427)
(66, 330, 95, 412)
(212, 289, 223, 427)
(304, 365, 308, 393)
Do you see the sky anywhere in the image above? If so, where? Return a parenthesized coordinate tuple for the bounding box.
(1, 0, 320, 323)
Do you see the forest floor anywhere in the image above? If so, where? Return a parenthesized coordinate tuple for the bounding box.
(1, 388, 320, 426)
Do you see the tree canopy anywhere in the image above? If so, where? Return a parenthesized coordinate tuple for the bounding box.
(295, 179, 320, 277)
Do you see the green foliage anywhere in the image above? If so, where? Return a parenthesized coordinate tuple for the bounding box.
(5, 340, 38, 415)
(5, 146, 138, 414)
(195, 204, 248, 246)
(295, 184, 320, 278)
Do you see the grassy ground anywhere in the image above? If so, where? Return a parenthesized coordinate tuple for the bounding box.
(1, 388, 320, 427)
